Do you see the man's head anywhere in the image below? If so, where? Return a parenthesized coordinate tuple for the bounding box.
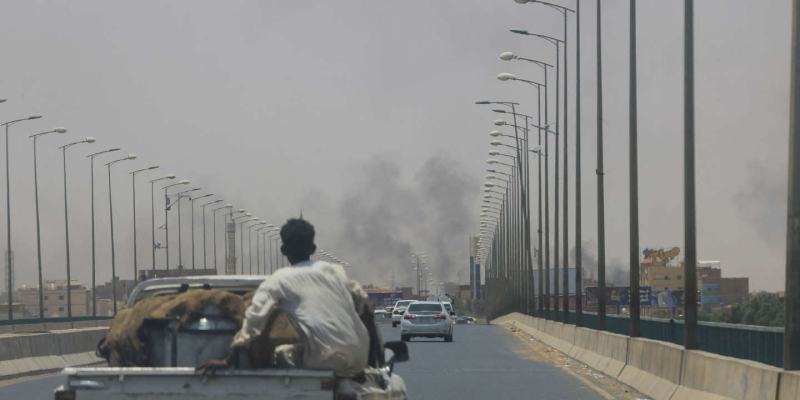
(280, 218, 317, 265)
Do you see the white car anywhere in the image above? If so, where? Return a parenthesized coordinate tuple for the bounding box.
(400, 301, 454, 342)
(391, 299, 416, 327)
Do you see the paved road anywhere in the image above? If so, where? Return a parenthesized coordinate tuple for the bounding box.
(381, 322, 604, 400)
(0, 323, 603, 400)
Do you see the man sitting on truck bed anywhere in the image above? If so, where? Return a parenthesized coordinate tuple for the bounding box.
(200, 218, 371, 377)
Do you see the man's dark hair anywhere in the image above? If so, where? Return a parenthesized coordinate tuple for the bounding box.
(280, 218, 316, 264)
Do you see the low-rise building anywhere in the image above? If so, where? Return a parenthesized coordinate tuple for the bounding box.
(16, 280, 89, 318)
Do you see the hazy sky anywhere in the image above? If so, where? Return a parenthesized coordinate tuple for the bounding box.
(0, 0, 791, 292)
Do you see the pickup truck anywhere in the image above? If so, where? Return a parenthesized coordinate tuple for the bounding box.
(54, 275, 409, 400)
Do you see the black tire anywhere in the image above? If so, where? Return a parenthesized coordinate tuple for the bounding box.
(401, 335, 411, 342)
(444, 334, 453, 342)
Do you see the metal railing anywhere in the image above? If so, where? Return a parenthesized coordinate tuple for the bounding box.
(0, 316, 112, 327)
(539, 311, 785, 367)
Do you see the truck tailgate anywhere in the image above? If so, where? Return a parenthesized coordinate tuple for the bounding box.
(57, 367, 335, 400)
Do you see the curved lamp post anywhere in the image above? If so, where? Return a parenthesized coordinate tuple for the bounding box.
(162, 179, 189, 270)
(148, 174, 176, 273)
(105, 153, 136, 315)
(174, 187, 201, 269)
(29, 127, 67, 318)
(60, 137, 96, 317)
(200, 199, 223, 269)
(189, 193, 214, 270)
(130, 165, 159, 281)
(2, 114, 42, 320)
(211, 204, 232, 271)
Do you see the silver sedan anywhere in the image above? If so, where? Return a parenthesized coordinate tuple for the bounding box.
(400, 301, 454, 342)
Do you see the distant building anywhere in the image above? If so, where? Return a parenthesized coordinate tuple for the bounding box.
(365, 287, 403, 309)
(720, 277, 749, 306)
(94, 279, 138, 305)
(138, 268, 218, 281)
(16, 280, 89, 318)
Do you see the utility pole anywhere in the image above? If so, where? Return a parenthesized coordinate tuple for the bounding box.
(574, 0, 583, 327)
(629, 0, 641, 338)
(683, 0, 698, 350)
(596, 0, 607, 330)
(785, 0, 800, 370)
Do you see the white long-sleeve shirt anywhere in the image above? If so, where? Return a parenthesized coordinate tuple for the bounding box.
(232, 260, 369, 377)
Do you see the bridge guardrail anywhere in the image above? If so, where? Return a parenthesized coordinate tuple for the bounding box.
(554, 310, 784, 367)
(0, 316, 113, 333)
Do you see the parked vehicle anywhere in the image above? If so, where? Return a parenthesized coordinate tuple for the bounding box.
(54, 276, 409, 400)
(391, 300, 416, 328)
(400, 301, 454, 342)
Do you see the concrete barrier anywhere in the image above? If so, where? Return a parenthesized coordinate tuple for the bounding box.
(672, 350, 781, 400)
(492, 313, 800, 400)
(595, 331, 628, 377)
(0, 327, 107, 380)
(780, 371, 800, 400)
(617, 338, 684, 400)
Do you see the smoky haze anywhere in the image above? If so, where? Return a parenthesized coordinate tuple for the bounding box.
(332, 156, 476, 288)
(0, 0, 792, 293)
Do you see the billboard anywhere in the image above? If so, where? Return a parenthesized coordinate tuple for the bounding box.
(585, 286, 653, 306)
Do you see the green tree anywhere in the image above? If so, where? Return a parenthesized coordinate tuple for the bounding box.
(699, 293, 784, 327)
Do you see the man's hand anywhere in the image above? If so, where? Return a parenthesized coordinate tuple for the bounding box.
(195, 358, 230, 376)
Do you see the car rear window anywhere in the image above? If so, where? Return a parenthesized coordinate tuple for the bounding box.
(407, 303, 443, 313)
(443, 303, 453, 311)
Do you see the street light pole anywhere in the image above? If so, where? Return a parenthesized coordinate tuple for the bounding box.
(629, 0, 641, 338)
(149, 174, 176, 274)
(162, 180, 190, 271)
(175, 188, 201, 270)
(189, 193, 213, 270)
(30, 127, 67, 318)
(786, 0, 800, 370)
(60, 137, 96, 318)
(200, 199, 222, 269)
(596, 0, 607, 330)
(87, 147, 121, 316)
(106, 153, 137, 315)
(131, 166, 159, 281)
(2, 114, 42, 320)
(683, 0, 698, 350)
(212, 204, 232, 272)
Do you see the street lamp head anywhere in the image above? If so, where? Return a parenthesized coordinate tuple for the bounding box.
(474, 101, 491, 105)
(491, 109, 507, 114)
(126, 154, 136, 160)
(179, 179, 190, 185)
(238, 208, 245, 212)
(225, 203, 232, 207)
(245, 213, 252, 217)
(53, 127, 67, 134)
(493, 120, 506, 126)
(490, 140, 503, 146)
(28, 115, 43, 120)
(489, 150, 500, 156)
(499, 51, 515, 61)
(489, 130, 502, 137)
(509, 29, 530, 35)
(147, 165, 159, 170)
(166, 174, 176, 179)
(0, 99, 6, 103)
(514, 0, 530, 3)
(487, 158, 499, 164)
(85, 137, 96, 143)
(497, 72, 516, 81)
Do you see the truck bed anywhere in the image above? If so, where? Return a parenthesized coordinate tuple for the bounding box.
(56, 367, 337, 400)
